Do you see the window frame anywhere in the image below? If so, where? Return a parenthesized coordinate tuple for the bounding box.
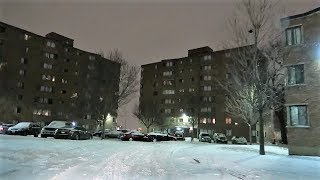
(286, 63, 305, 86)
(286, 104, 310, 127)
(285, 25, 303, 46)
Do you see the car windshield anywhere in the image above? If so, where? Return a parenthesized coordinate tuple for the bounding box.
(202, 133, 210, 136)
(13, 122, 31, 128)
(47, 121, 71, 128)
(218, 133, 226, 137)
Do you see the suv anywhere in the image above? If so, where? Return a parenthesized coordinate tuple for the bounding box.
(7, 122, 41, 137)
(40, 121, 72, 138)
(199, 132, 212, 143)
(213, 133, 228, 144)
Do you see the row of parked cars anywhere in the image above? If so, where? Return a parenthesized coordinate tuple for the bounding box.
(199, 132, 248, 145)
(0, 121, 93, 140)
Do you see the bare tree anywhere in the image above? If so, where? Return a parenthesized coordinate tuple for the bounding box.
(217, 0, 287, 155)
(133, 104, 159, 133)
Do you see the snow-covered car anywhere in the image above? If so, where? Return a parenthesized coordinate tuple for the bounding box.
(147, 132, 177, 142)
(199, 132, 212, 143)
(213, 133, 228, 144)
(174, 130, 185, 141)
(93, 129, 110, 137)
(7, 122, 41, 137)
(231, 136, 247, 145)
(54, 126, 92, 140)
(40, 121, 72, 138)
(105, 130, 123, 138)
(120, 131, 148, 141)
(0, 123, 14, 134)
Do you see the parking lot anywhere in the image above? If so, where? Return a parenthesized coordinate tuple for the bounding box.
(0, 135, 319, 180)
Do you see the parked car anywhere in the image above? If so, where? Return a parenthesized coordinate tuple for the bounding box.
(54, 126, 92, 140)
(231, 136, 248, 145)
(93, 129, 110, 137)
(0, 124, 15, 134)
(7, 122, 41, 137)
(213, 133, 228, 144)
(105, 130, 123, 138)
(40, 121, 72, 138)
(199, 132, 212, 143)
(120, 131, 148, 141)
(147, 132, 177, 142)
(174, 130, 185, 141)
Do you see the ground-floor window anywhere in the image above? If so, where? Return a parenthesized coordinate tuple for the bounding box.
(226, 129, 232, 136)
(288, 105, 308, 126)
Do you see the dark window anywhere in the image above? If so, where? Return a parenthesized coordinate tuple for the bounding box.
(287, 64, 304, 85)
(285, 26, 302, 45)
(289, 105, 308, 126)
(0, 26, 5, 33)
(16, 107, 21, 114)
(48, 99, 53, 104)
(61, 90, 66, 94)
(17, 95, 23, 100)
(64, 69, 68, 73)
(64, 59, 70, 62)
(191, 77, 195, 82)
(153, 91, 158, 96)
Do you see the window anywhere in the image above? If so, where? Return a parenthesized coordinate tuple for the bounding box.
(287, 64, 304, 85)
(24, 34, 31, 40)
(165, 109, 172, 114)
(19, 69, 26, 76)
(202, 118, 207, 124)
(0, 26, 5, 33)
(226, 130, 232, 136)
(153, 91, 158, 96)
(286, 26, 302, 46)
(179, 89, 185, 93)
(65, 48, 69, 52)
(33, 109, 51, 116)
(163, 90, 175, 95)
(46, 41, 55, 48)
(25, 47, 29, 53)
(17, 95, 23, 100)
(163, 80, 173, 86)
(225, 52, 231, 57)
(163, 71, 173, 76)
(190, 59, 193, 63)
(179, 108, 184, 112)
(226, 117, 232, 124)
(202, 96, 213, 102)
(63, 69, 69, 72)
(75, 71, 79, 76)
(204, 55, 212, 61)
(61, 79, 68, 84)
(203, 86, 212, 91)
(226, 73, 231, 79)
(166, 61, 173, 67)
(17, 82, 24, 89)
(179, 79, 184, 83)
(212, 118, 216, 124)
(61, 90, 67, 94)
(40, 85, 52, 92)
(204, 75, 212, 81)
(201, 107, 211, 112)
(188, 88, 195, 92)
(164, 99, 174, 104)
(43, 63, 52, 69)
(21, 58, 27, 64)
(204, 65, 211, 70)
(288, 105, 308, 126)
(15, 107, 21, 114)
(89, 55, 95, 60)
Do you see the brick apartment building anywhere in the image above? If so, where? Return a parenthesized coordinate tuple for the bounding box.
(140, 46, 256, 140)
(281, 7, 320, 156)
(0, 21, 120, 130)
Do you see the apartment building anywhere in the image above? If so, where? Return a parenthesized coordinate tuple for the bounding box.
(140, 46, 253, 140)
(0, 21, 120, 130)
(281, 7, 320, 156)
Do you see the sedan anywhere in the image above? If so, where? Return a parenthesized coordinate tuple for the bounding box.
(231, 136, 248, 145)
(54, 126, 92, 140)
(147, 132, 177, 142)
(120, 131, 148, 141)
(7, 122, 41, 137)
(0, 124, 15, 134)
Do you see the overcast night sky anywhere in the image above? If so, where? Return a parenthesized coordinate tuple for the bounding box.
(0, 0, 319, 129)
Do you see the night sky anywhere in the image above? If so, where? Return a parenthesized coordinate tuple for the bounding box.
(0, 0, 319, 129)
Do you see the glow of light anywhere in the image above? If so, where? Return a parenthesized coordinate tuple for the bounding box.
(235, 122, 238, 125)
(176, 127, 182, 131)
(72, 122, 76, 126)
(189, 126, 193, 131)
(182, 113, 188, 122)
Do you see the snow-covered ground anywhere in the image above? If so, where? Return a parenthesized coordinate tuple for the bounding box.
(0, 135, 319, 180)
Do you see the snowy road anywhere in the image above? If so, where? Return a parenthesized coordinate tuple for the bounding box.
(0, 135, 319, 180)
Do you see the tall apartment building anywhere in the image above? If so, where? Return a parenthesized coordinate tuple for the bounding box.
(0, 22, 120, 130)
(140, 46, 253, 140)
(281, 7, 320, 156)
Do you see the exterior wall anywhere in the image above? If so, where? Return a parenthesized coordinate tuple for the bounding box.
(140, 47, 253, 140)
(281, 9, 320, 156)
(0, 22, 120, 130)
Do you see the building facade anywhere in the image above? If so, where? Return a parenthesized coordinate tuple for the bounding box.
(140, 46, 254, 140)
(0, 22, 120, 130)
(281, 7, 320, 156)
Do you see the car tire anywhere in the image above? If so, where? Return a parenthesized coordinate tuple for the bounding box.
(74, 133, 80, 140)
(34, 133, 38, 137)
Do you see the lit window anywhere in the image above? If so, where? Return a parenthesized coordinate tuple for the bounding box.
(202, 118, 207, 124)
(166, 62, 173, 67)
(188, 88, 195, 92)
(163, 71, 173, 76)
(204, 75, 212, 81)
(179, 89, 185, 93)
(165, 109, 172, 114)
(287, 64, 304, 85)
(204, 86, 212, 91)
(226, 117, 232, 124)
(155, 65, 158, 69)
(204, 65, 212, 70)
(19, 69, 25, 76)
(288, 105, 308, 126)
(25, 47, 29, 53)
(24, 34, 30, 40)
(163, 90, 175, 95)
(226, 130, 232, 136)
(212, 118, 216, 124)
(204, 55, 212, 61)
(89, 55, 96, 60)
